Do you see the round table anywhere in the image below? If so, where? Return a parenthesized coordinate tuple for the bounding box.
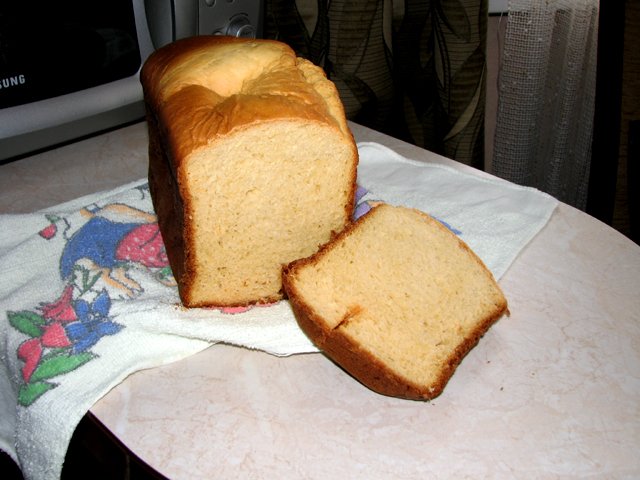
(2, 121, 639, 479)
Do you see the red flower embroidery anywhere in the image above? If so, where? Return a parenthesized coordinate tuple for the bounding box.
(17, 323, 72, 383)
(41, 322, 72, 348)
(17, 338, 42, 383)
(40, 285, 77, 323)
(116, 223, 168, 268)
(39, 223, 57, 239)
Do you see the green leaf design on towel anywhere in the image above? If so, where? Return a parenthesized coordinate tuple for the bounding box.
(30, 352, 95, 383)
(18, 381, 56, 406)
(8, 311, 45, 338)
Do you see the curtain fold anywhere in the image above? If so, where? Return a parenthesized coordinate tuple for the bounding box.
(264, 0, 488, 169)
(491, 0, 599, 210)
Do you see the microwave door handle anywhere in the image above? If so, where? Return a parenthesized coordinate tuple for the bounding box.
(173, 0, 199, 41)
(144, 0, 198, 49)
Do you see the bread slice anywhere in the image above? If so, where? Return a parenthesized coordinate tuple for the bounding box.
(282, 204, 508, 400)
(140, 36, 358, 307)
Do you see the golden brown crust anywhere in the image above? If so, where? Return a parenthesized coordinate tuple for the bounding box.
(141, 36, 352, 161)
(146, 96, 186, 285)
(282, 204, 509, 400)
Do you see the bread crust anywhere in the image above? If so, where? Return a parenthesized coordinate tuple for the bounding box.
(141, 36, 353, 159)
(282, 205, 509, 400)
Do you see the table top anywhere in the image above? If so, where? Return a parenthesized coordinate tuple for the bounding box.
(2, 121, 639, 479)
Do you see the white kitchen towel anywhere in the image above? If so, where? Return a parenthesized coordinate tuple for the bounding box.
(355, 142, 559, 279)
(0, 142, 557, 480)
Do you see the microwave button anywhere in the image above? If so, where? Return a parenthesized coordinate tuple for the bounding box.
(223, 14, 256, 38)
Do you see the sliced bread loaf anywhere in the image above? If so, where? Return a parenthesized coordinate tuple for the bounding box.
(140, 36, 358, 307)
(282, 204, 508, 400)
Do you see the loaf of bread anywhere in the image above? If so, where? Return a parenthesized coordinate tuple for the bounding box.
(140, 36, 358, 307)
(282, 204, 508, 400)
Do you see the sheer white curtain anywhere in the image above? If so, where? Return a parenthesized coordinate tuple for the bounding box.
(491, 0, 599, 210)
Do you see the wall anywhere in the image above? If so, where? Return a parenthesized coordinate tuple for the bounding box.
(613, 1, 639, 241)
(484, 14, 507, 172)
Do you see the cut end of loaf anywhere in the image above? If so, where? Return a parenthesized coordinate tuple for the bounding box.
(282, 204, 508, 400)
(180, 120, 356, 307)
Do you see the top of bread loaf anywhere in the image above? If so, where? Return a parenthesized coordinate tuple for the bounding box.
(282, 204, 508, 400)
(141, 36, 351, 161)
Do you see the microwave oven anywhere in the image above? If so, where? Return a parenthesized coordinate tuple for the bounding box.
(0, 0, 263, 162)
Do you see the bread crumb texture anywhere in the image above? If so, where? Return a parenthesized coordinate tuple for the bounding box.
(283, 204, 508, 400)
(185, 121, 354, 305)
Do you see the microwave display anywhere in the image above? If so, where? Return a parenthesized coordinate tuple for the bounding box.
(0, 1, 142, 109)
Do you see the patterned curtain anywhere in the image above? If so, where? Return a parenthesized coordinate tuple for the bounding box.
(492, 1, 598, 211)
(264, 0, 488, 169)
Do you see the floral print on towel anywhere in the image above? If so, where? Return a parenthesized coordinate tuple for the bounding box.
(9, 194, 173, 406)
